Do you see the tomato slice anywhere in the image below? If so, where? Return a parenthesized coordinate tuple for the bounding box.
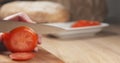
(72, 20, 100, 28)
(93, 21, 100, 25)
(72, 20, 89, 27)
(72, 23, 86, 27)
(3, 26, 38, 52)
(9, 52, 35, 61)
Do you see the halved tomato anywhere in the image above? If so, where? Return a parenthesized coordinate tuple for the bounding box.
(2, 26, 38, 52)
(9, 52, 35, 61)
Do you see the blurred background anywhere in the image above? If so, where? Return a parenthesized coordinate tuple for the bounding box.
(0, 0, 119, 24)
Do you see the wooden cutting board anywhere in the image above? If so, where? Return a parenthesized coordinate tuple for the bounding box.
(0, 47, 64, 63)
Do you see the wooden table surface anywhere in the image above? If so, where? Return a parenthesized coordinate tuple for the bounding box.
(39, 24, 120, 63)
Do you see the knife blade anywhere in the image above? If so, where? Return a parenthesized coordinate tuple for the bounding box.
(0, 20, 64, 34)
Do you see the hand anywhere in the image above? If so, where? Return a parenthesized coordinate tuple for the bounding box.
(0, 33, 3, 42)
(0, 33, 7, 51)
(0, 12, 41, 52)
(3, 12, 36, 23)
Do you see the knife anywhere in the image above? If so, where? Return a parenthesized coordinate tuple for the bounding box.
(0, 20, 65, 35)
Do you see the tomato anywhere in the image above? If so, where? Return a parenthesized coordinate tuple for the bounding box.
(2, 33, 10, 46)
(88, 21, 100, 26)
(1, 33, 10, 51)
(72, 23, 86, 27)
(2, 26, 38, 52)
(72, 20, 100, 28)
(93, 21, 100, 25)
(72, 20, 88, 27)
(9, 52, 35, 61)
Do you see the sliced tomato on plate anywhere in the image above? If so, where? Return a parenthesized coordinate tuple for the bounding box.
(88, 21, 100, 26)
(72, 20, 101, 28)
(72, 20, 89, 27)
(71, 20, 89, 27)
(93, 21, 101, 25)
(9, 52, 35, 61)
(2, 26, 38, 52)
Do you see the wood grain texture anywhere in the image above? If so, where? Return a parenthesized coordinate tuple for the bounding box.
(40, 25, 120, 63)
(0, 47, 64, 63)
(0, 23, 119, 63)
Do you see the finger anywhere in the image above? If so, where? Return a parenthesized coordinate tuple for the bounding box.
(3, 12, 36, 23)
(0, 32, 8, 51)
(18, 12, 36, 23)
(3, 13, 21, 21)
(38, 34, 42, 44)
(0, 32, 4, 42)
(34, 47, 39, 52)
(34, 34, 42, 52)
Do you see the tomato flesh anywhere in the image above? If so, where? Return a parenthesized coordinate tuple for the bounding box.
(9, 52, 35, 61)
(3, 26, 38, 52)
(72, 20, 100, 28)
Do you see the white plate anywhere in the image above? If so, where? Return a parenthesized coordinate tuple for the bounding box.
(45, 22, 109, 39)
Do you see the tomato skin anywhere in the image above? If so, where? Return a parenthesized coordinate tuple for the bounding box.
(93, 21, 101, 25)
(72, 20, 100, 28)
(2, 33, 10, 50)
(3, 26, 38, 52)
(9, 52, 35, 61)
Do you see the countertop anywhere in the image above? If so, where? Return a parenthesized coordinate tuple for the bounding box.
(39, 24, 120, 63)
